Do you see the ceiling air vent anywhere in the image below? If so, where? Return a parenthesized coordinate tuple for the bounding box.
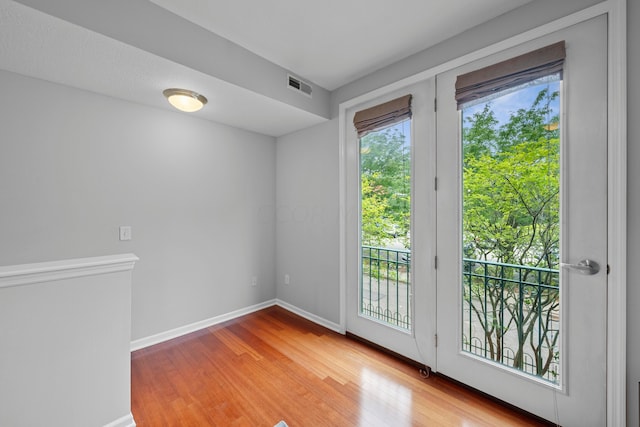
(288, 75, 312, 98)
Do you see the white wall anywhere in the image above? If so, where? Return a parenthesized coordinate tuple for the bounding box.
(0, 70, 277, 341)
(276, 119, 340, 324)
(0, 255, 137, 427)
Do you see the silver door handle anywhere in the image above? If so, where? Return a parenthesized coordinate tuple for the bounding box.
(560, 259, 600, 275)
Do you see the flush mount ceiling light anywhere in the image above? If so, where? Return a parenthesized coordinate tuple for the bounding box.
(163, 88, 208, 112)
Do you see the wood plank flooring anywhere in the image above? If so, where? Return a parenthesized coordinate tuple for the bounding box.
(131, 306, 552, 426)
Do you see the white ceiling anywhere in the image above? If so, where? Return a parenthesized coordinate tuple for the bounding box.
(0, 0, 327, 137)
(149, 0, 532, 91)
(0, 0, 533, 136)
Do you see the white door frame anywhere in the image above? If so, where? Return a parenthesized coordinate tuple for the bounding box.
(337, 1, 626, 424)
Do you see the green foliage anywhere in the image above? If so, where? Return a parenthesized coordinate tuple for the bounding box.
(463, 137, 559, 269)
(361, 175, 394, 245)
(462, 84, 561, 381)
(463, 86, 560, 270)
(360, 125, 411, 247)
(462, 104, 498, 161)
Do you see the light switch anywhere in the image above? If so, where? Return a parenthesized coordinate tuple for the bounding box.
(119, 226, 132, 241)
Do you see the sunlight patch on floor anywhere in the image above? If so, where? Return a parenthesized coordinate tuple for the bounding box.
(359, 367, 412, 427)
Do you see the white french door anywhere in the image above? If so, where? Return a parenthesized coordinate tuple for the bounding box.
(345, 80, 437, 364)
(435, 16, 607, 425)
(342, 14, 609, 425)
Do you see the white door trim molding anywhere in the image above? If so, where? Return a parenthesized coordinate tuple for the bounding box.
(338, 0, 626, 423)
(605, 1, 627, 425)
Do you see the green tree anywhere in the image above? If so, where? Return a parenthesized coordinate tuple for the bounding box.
(360, 125, 411, 246)
(361, 175, 393, 245)
(462, 85, 561, 381)
(496, 87, 559, 152)
(462, 103, 498, 162)
(463, 86, 560, 268)
(463, 137, 559, 268)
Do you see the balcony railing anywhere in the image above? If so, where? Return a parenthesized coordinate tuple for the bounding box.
(359, 248, 561, 383)
(462, 258, 560, 383)
(361, 245, 411, 330)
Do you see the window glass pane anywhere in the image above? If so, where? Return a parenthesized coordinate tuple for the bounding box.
(461, 75, 561, 383)
(360, 120, 412, 330)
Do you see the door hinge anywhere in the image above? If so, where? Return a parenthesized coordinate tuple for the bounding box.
(434, 98, 437, 112)
(434, 176, 438, 191)
(435, 334, 438, 347)
(607, 264, 611, 274)
(434, 255, 438, 269)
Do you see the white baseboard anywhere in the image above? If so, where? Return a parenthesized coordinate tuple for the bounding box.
(104, 413, 136, 427)
(130, 300, 277, 351)
(275, 299, 344, 333)
(130, 299, 343, 351)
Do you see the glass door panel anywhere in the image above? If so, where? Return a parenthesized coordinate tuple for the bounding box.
(360, 121, 412, 330)
(436, 16, 607, 425)
(345, 80, 436, 365)
(460, 77, 562, 383)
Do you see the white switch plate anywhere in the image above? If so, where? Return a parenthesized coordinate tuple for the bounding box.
(119, 226, 132, 241)
(284, 274, 290, 285)
(251, 276, 257, 287)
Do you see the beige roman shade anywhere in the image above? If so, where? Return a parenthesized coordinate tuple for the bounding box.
(353, 94, 412, 137)
(455, 41, 566, 109)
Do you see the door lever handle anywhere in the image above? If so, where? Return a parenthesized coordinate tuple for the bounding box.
(560, 259, 600, 275)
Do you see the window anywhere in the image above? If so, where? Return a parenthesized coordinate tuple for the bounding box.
(457, 42, 564, 383)
(354, 95, 413, 330)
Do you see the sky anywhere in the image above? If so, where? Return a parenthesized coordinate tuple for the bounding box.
(462, 78, 561, 129)
(367, 77, 561, 144)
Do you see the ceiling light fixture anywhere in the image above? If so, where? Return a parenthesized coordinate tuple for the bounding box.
(163, 88, 208, 112)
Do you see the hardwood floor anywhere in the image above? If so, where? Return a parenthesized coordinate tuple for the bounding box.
(131, 306, 552, 426)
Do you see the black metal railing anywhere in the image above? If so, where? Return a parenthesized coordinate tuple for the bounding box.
(462, 258, 560, 383)
(361, 245, 411, 330)
(358, 250, 560, 383)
